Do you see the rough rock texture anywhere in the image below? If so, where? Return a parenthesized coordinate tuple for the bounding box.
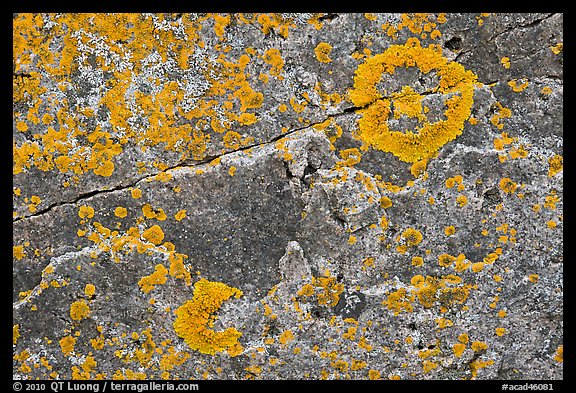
(13, 13, 563, 380)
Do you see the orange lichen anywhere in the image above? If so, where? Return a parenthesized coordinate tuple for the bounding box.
(499, 178, 517, 194)
(554, 345, 563, 362)
(174, 210, 187, 221)
(548, 155, 563, 177)
(114, 207, 127, 218)
(13, 324, 20, 345)
(84, 284, 96, 297)
(70, 300, 90, 321)
(314, 42, 333, 63)
(173, 278, 243, 355)
(59, 335, 77, 356)
(141, 225, 165, 245)
(138, 264, 169, 294)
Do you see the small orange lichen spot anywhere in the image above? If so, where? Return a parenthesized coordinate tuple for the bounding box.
(528, 274, 539, 283)
(456, 195, 468, 207)
(16, 121, 28, 132)
(84, 284, 96, 297)
(70, 300, 90, 321)
(131, 188, 142, 199)
(547, 155, 563, 177)
(228, 166, 237, 177)
(498, 309, 507, 318)
(13, 245, 26, 260)
(541, 86, 553, 95)
(453, 343, 466, 358)
(444, 226, 456, 236)
(278, 103, 288, 113)
(348, 235, 357, 245)
(422, 360, 438, 373)
(471, 341, 488, 352)
(499, 178, 517, 194)
(114, 207, 128, 218)
(314, 42, 333, 63)
(412, 256, 424, 267)
(550, 43, 563, 55)
(59, 335, 77, 356)
(501, 57, 511, 68)
(445, 178, 456, 188)
(368, 369, 381, 380)
(142, 225, 165, 245)
(554, 345, 563, 362)
(400, 227, 423, 247)
(138, 264, 169, 294)
(428, 196, 435, 205)
(438, 253, 456, 268)
(174, 210, 187, 222)
(458, 333, 469, 344)
(173, 279, 243, 355)
(78, 205, 95, 219)
(508, 79, 529, 92)
(279, 330, 295, 345)
(379, 196, 393, 209)
(13, 324, 20, 345)
(238, 113, 258, 126)
(495, 328, 506, 337)
(410, 159, 428, 178)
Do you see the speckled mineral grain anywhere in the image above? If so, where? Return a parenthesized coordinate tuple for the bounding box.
(13, 13, 563, 380)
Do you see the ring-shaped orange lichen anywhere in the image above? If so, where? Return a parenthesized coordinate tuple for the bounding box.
(349, 39, 477, 163)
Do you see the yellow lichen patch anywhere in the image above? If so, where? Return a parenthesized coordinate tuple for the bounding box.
(279, 330, 295, 345)
(173, 278, 243, 355)
(114, 206, 128, 218)
(159, 347, 190, 371)
(13, 324, 20, 345)
(13, 245, 26, 260)
(368, 369, 381, 380)
(396, 227, 423, 254)
(444, 226, 456, 236)
(501, 57, 511, 68)
(471, 341, 488, 352)
(174, 210, 187, 221)
(412, 256, 424, 267)
(548, 155, 563, 177)
(495, 327, 506, 337)
(490, 103, 512, 130)
(297, 271, 344, 307)
(228, 166, 237, 177)
(78, 205, 95, 219)
(456, 195, 468, 207)
(383, 288, 414, 315)
(508, 79, 529, 92)
(131, 188, 142, 199)
(499, 177, 517, 194)
(314, 42, 333, 63)
(59, 335, 77, 356)
(70, 300, 91, 321)
(453, 343, 466, 358)
(349, 39, 477, 163)
(141, 225, 165, 245)
(410, 158, 428, 178)
(550, 43, 563, 55)
(379, 195, 393, 209)
(84, 284, 96, 297)
(262, 48, 285, 78)
(138, 264, 169, 294)
(528, 274, 539, 283)
(554, 345, 563, 362)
